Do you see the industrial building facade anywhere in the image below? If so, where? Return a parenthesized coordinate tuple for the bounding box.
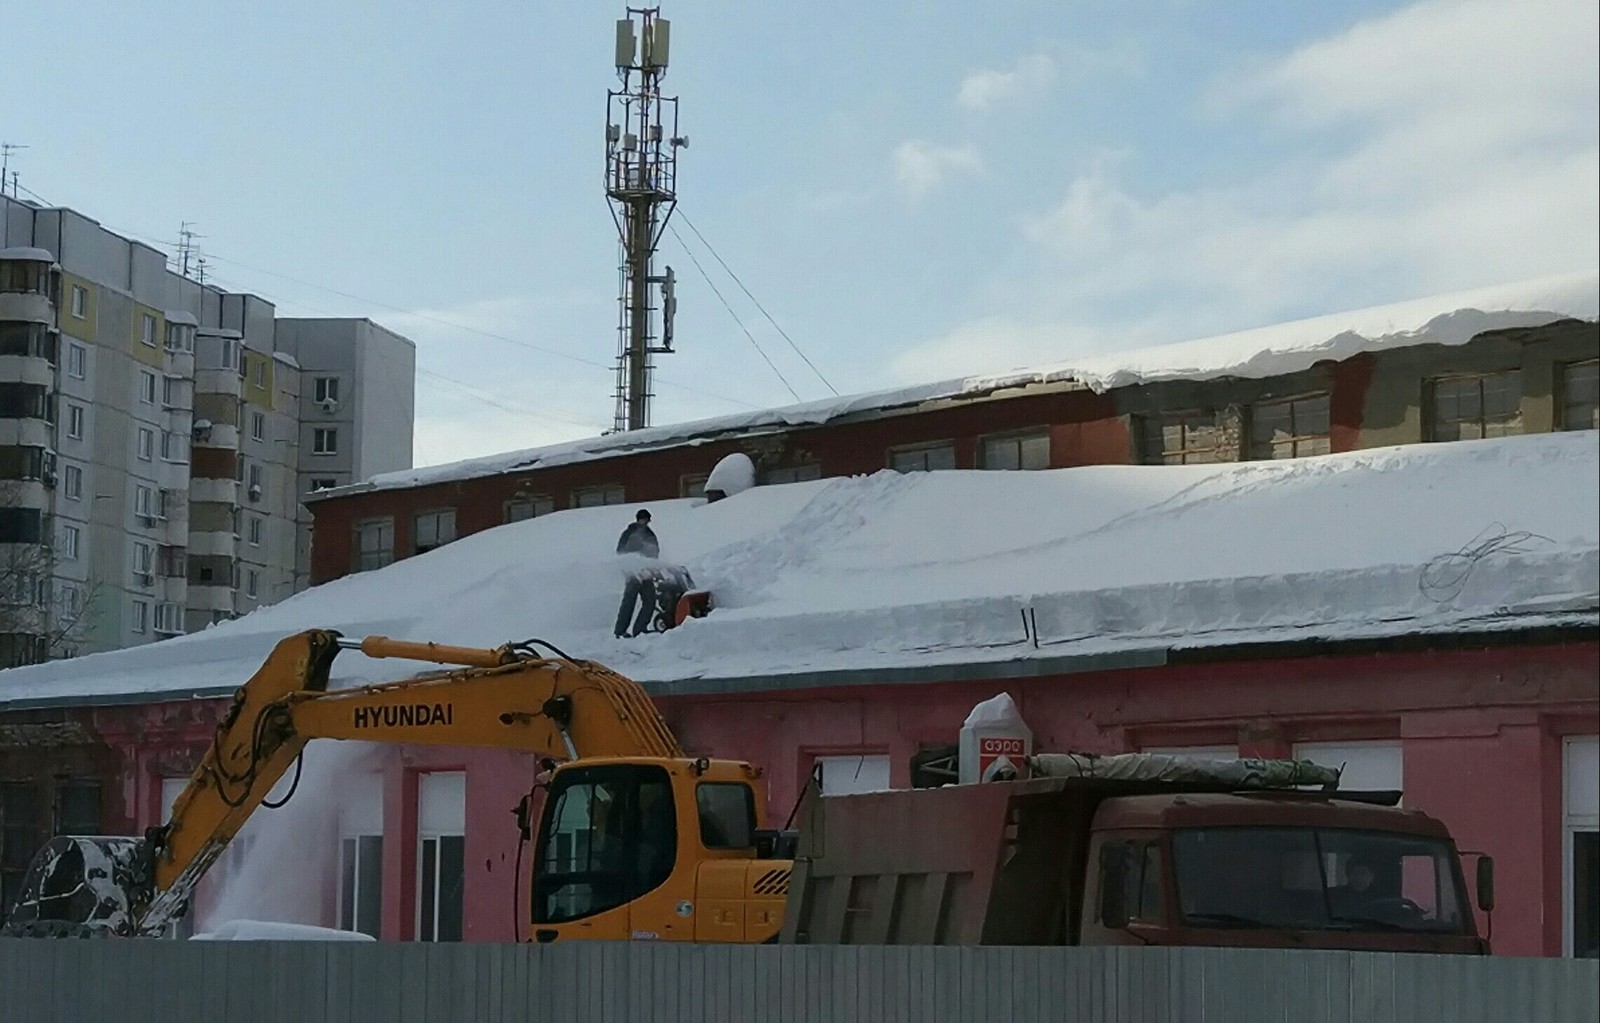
(1, 195, 416, 661)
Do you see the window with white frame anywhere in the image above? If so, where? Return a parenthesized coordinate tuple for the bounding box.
(572, 484, 624, 508)
(504, 495, 553, 523)
(759, 463, 822, 485)
(134, 484, 155, 519)
(980, 430, 1051, 470)
(1292, 741, 1403, 797)
(160, 431, 188, 463)
(161, 376, 181, 408)
(680, 474, 708, 499)
(60, 525, 81, 561)
(1565, 736, 1598, 958)
(251, 411, 266, 442)
(132, 542, 153, 576)
(66, 342, 87, 379)
(339, 773, 384, 938)
(136, 427, 154, 461)
(1560, 360, 1598, 432)
(253, 359, 266, 387)
(416, 772, 465, 942)
(130, 600, 148, 635)
(888, 442, 956, 473)
(139, 370, 157, 405)
(354, 517, 394, 572)
(153, 602, 183, 635)
(246, 570, 259, 599)
(248, 517, 263, 546)
(314, 377, 340, 404)
(1250, 393, 1331, 459)
(813, 754, 892, 795)
(140, 313, 157, 347)
(248, 462, 263, 493)
(65, 404, 85, 440)
(1140, 411, 1228, 465)
(414, 509, 456, 553)
(70, 285, 87, 318)
(63, 464, 83, 500)
(1429, 371, 1522, 441)
(311, 477, 338, 493)
(313, 427, 338, 455)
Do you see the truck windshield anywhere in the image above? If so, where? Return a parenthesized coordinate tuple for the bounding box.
(1171, 827, 1468, 934)
(531, 764, 676, 925)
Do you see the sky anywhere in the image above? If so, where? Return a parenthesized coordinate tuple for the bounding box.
(4, 0, 1596, 468)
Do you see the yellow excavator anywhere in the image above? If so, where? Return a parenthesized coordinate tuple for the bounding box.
(1, 629, 794, 943)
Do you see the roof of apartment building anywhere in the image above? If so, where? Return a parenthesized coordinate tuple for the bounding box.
(2, 429, 1594, 710)
(314, 269, 1598, 499)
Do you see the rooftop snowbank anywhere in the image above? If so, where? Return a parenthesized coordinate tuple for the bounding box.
(333, 271, 1597, 495)
(3, 432, 1594, 708)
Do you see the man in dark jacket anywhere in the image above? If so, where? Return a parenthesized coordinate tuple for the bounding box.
(614, 510, 660, 637)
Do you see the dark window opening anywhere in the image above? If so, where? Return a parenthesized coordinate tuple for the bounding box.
(1575, 831, 1598, 959)
(532, 764, 676, 925)
(696, 783, 756, 849)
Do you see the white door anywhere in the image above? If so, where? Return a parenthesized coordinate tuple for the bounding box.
(1293, 741, 1404, 796)
(416, 772, 466, 942)
(339, 773, 384, 937)
(1565, 736, 1598, 958)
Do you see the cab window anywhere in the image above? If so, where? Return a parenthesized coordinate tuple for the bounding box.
(531, 764, 676, 924)
(696, 783, 756, 848)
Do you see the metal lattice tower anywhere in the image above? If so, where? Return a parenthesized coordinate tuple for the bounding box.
(606, 7, 685, 432)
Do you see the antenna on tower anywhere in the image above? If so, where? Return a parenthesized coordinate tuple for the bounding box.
(1, 143, 28, 199)
(177, 222, 205, 278)
(606, 6, 686, 433)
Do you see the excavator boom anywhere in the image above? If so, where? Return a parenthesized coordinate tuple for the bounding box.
(2, 628, 682, 937)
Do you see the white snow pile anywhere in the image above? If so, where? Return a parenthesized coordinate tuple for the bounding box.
(1, 432, 1595, 707)
(190, 920, 375, 941)
(336, 271, 1595, 494)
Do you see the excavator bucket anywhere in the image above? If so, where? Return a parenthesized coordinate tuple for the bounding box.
(0, 835, 150, 938)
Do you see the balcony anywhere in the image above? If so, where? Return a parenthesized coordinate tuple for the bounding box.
(0, 292, 53, 325)
(163, 349, 195, 379)
(0, 420, 53, 449)
(0, 356, 54, 387)
(187, 584, 236, 614)
(191, 422, 239, 451)
(186, 530, 238, 557)
(194, 368, 242, 399)
(189, 477, 238, 505)
(157, 458, 190, 492)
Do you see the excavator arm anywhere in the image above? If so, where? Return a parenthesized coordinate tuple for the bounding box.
(3, 628, 681, 937)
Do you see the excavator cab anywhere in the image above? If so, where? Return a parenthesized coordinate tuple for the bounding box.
(527, 757, 792, 943)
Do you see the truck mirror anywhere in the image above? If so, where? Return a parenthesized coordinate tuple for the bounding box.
(1476, 856, 1495, 913)
(1099, 844, 1131, 929)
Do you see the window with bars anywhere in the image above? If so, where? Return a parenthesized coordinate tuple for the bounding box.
(572, 485, 624, 508)
(414, 509, 457, 553)
(1249, 394, 1331, 459)
(1428, 372, 1522, 442)
(980, 430, 1051, 470)
(505, 495, 553, 523)
(888, 442, 956, 473)
(1559, 360, 1598, 432)
(1140, 412, 1227, 465)
(354, 517, 395, 572)
(759, 463, 822, 485)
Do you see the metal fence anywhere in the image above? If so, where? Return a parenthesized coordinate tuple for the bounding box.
(1, 940, 1595, 1023)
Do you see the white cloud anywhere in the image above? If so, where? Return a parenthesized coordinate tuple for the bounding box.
(892, 140, 983, 200)
(957, 53, 1057, 112)
(890, 0, 1599, 379)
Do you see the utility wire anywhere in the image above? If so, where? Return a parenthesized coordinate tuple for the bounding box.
(668, 221, 802, 403)
(676, 209, 839, 396)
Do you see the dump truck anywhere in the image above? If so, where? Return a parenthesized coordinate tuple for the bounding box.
(779, 752, 1495, 954)
(4, 629, 1493, 954)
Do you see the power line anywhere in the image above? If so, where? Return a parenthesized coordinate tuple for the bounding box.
(676, 208, 839, 396)
(668, 221, 802, 403)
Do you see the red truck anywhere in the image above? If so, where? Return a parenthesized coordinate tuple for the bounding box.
(779, 752, 1495, 954)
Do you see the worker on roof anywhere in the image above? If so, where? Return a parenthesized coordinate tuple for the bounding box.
(614, 509, 661, 638)
(616, 508, 659, 557)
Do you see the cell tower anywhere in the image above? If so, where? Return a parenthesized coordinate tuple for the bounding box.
(606, 7, 686, 432)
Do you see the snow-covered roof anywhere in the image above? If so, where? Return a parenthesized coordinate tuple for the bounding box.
(272, 351, 301, 370)
(0, 246, 54, 263)
(3, 432, 1594, 709)
(164, 310, 199, 327)
(323, 271, 1597, 498)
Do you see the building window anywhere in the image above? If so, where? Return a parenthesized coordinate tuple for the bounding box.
(60, 524, 81, 560)
(70, 285, 87, 318)
(1559, 360, 1598, 432)
(313, 427, 338, 455)
(680, 474, 708, 499)
(63, 464, 83, 500)
(354, 517, 395, 573)
(1428, 371, 1522, 442)
(1292, 741, 1403, 797)
(139, 370, 157, 405)
(1566, 736, 1598, 958)
(66, 342, 87, 379)
(248, 517, 263, 546)
(65, 403, 85, 440)
(136, 427, 154, 461)
(154, 602, 183, 635)
(134, 484, 155, 520)
(248, 462, 263, 493)
(339, 774, 384, 938)
(131, 599, 149, 634)
(251, 411, 266, 442)
(813, 754, 892, 794)
(0, 259, 48, 294)
(132, 542, 154, 576)
(315, 377, 340, 404)
(759, 463, 823, 485)
(246, 570, 259, 599)
(1140, 412, 1227, 465)
(414, 509, 457, 554)
(253, 360, 266, 387)
(980, 430, 1051, 470)
(160, 431, 188, 463)
(140, 313, 158, 347)
(161, 376, 180, 408)
(572, 484, 625, 508)
(416, 772, 465, 943)
(1249, 393, 1331, 459)
(311, 478, 338, 493)
(0, 322, 58, 361)
(889, 442, 957, 473)
(505, 495, 553, 523)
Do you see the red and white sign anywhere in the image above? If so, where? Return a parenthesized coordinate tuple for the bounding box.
(979, 735, 1027, 781)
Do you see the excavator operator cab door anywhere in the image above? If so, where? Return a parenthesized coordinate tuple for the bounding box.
(529, 762, 690, 942)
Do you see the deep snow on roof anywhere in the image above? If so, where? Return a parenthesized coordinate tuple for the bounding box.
(3, 432, 1595, 709)
(329, 271, 1597, 496)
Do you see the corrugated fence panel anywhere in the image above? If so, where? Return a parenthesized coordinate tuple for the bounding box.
(1, 940, 1596, 1023)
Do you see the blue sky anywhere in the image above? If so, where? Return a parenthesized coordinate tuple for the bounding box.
(6, 0, 1596, 467)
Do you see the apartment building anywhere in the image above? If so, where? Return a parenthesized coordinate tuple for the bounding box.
(0, 196, 415, 662)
